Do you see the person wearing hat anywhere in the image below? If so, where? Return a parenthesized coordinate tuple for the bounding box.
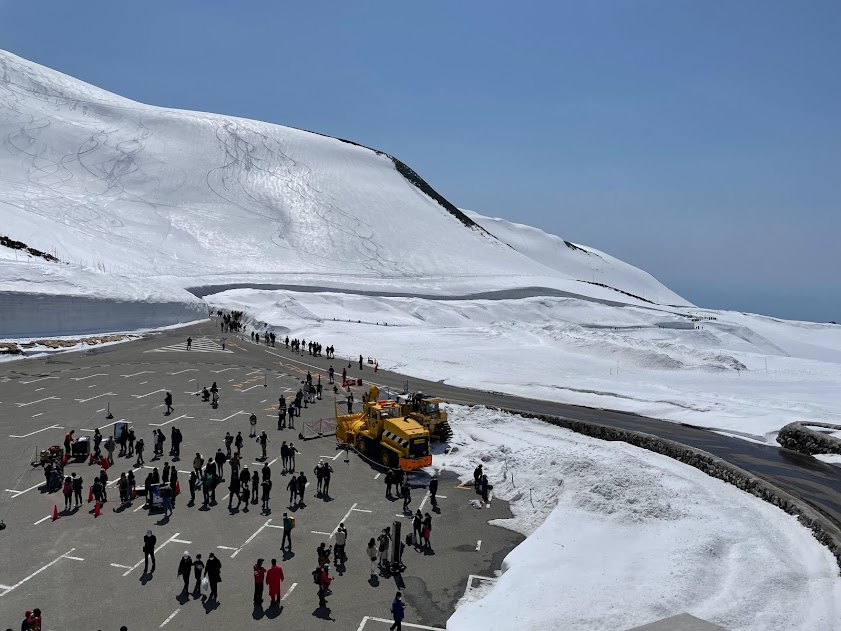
(253, 558, 267, 606)
(177, 551, 192, 593)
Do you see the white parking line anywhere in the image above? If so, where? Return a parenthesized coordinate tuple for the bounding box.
(80, 419, 122, 431)
(132, 388, 167, 399)
(140, 381, 148, 385)
(72, 373, 107, 381)
(0, 548, 83, 597)
(149, 414, 193, 427)
(35, 388, 44, 392)
(247, 370, 262, 376)
(212, 367, 240, 373)
(74, 392, 116, 403)
(231, 519, 273, 558)
(33, 515, 51, 525)
(321, 452, 342, 461)
(330, 503, 358, 538)
(31, 412, 43, 418)
(311, 530, 331, 536)
(210, 410, 248, 422)
(281, 582, 297, 601)
(159, 608, 180, 627)
(168, 369, 198, 375)
(21, 376, 59, 385)
(216, 545, 238, 551)
(374, 473, 381, 480)
(475, 540, 482, 552)
(110, 563, 133, 570)
(122, 532, 189, 576)
(351, 508, 373, 513)
(15, 396, 60, 407)
(121, 371, 153, 378)
(238, 384, 262, 392)
(10, 424, 61, 438)
(5, 482, 43, 497)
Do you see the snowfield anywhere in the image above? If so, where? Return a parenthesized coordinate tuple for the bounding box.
(205, 288, 841, 444)
(441, 406, 841, 631)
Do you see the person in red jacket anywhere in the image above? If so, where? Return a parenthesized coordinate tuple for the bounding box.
(266, 558, 284, 605)
(316, 563, 332, 607)
(253, 558, 267, 606)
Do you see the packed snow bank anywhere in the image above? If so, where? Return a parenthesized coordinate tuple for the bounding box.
(440, 406, 841, 631)
(206, 288, 841, 442)
(0, 259, 205, 337)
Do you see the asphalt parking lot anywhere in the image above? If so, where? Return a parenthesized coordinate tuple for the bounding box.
(0, 321, 522, 631)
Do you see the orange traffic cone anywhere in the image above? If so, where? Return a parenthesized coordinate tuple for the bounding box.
(87, 487, 94, 503)
(175, 480, 181, 495)
(52, 505, 59, 521)
(88, 453, 94, 465)
(94, 502, 101, 518)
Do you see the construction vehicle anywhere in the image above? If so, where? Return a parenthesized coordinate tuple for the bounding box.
(336, 385, 432, 471)
(398, 393, 453, 442)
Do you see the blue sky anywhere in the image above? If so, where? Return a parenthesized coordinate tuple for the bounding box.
(1, 1, 838, 321)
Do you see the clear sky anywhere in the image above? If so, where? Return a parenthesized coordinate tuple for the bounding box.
(1, 1, 838, 321)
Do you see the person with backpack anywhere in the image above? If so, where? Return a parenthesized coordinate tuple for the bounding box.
(62, 475, 73, 510)
(201, 470, 213, 506)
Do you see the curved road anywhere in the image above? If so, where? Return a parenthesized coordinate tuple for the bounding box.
(13, 319, 841, 531)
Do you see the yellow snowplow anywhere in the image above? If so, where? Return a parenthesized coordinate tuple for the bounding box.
(397, 393, 452, 441)
(336, 385, 432, 471)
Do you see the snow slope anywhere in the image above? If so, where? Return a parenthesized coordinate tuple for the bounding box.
(463, 209, 687, 306)
(442, 406, 841, 631)
(0, 48, 689, 338)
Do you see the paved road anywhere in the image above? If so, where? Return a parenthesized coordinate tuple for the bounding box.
(4, 318, 841, 630)
(0, 322, 520, 631)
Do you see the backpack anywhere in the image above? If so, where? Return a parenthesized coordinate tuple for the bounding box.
(312, 568, 321, 584)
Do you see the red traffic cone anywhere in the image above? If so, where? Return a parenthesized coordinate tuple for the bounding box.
(52, 505, 59, 521)
(101, 459, 109, 471)
(94, 502, 101, 517)
(62, 453, 68, 466)
(175, 480, 181, 495)
(88, 453, 94, 465)
(131, 487, 137, 499)
(87, 487, 94, 502)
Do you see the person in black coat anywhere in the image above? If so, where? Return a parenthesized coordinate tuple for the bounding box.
(177, 552, 192, 592)
(204, 552, 222, 600)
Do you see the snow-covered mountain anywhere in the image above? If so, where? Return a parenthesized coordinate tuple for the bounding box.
(0, 49, 690, 336)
